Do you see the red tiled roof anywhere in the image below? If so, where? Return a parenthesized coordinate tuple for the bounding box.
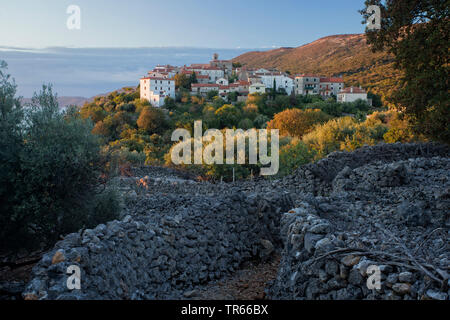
(155, 64, 176, 68)
(181, 70, 200, 75)
(191, 83, 219, 88)
(141, 76, 174, 81)
(320, 77, 344, 83)
(296, 74, 320, 78)
(191, 63, 209, 67)
(186, 65, 222, 71)
(202, 66, 222, 71)
(255, 72, 283, 76)
(236, 80, 250, 86)
(339, 86, 366, 94)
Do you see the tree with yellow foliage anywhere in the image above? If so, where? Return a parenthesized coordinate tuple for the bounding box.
(267, 108, 332, 138)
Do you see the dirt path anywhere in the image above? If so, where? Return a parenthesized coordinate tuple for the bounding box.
(190, 255, 280, 300)
(0, 252, 43, 300)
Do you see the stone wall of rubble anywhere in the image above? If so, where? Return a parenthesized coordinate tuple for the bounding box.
(283, 142, 450, 195)
(23, 193, 293, 300)
(269, 156, 449, 300)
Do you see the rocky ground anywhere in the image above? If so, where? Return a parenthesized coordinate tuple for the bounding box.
(189, 255, 280, 300)
(269, 156, 449, 300)
(0, 251, 43, 300)
(106, 142, 450, 300)
(2, 142, 449, 300)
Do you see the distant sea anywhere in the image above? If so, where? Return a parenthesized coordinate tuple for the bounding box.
(0, 46, 255, 102)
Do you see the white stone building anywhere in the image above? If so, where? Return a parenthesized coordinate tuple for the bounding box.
(210, 56, 233, 76)
(140, 76, 175, 107)
(257, 72, 294, 94)
(249, 83, 266, 94)
(219, 85, 231, 97)
(217, 80, 250, 98)
(191, 83, 220, 96)
(337, 87, 368, 103)
(196, 74, 210, 84)
(216, 78, 229, 86)
(294, 74, 321, 95)
(187, 66, 225, 83)
(295, 75, 345, 97)
(150, 65, 179, 78)
(319, 77, 345, 97)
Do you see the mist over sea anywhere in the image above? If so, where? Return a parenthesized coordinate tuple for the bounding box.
(0, 47, 253, 98)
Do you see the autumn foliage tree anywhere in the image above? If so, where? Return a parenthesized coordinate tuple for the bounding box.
(137, 106, 167, 134)
(215, 104, 241, 128)
(267, 108, 332, 138)
(174, 73, 191, 90)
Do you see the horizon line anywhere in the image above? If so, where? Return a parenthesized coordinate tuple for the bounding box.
(0, 45, 276, 51)
(0, 33, 365, 52)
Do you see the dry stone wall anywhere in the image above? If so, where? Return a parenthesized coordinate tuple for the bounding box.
(269, 156, 450, 300)
(281, 142, 450, 196)
(23, 193, 293, 300)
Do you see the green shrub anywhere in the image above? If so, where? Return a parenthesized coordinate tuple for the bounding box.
(0, 64, 120, 252)
(278, 138, 316, 177)
(302, 116, 388, 159)
(254, 114, 270, 128)
(89, 185, 121, 227)
(238, 118, 254, 129)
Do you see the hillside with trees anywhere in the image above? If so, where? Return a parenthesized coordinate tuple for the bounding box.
(233, 33, 401, 105)
(78, 82, 415, 182)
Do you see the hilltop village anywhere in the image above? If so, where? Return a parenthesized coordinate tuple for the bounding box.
(139, 54, 370, 108)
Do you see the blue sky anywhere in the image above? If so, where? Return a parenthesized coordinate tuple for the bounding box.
(0, 0, 367, 49)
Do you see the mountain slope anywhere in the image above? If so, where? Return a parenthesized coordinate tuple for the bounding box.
(233, 34, 401, 104)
